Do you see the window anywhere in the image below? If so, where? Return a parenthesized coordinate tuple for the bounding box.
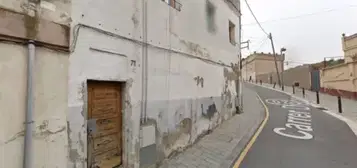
(229, 21, 236, 45)
(162, 0, 182, 11)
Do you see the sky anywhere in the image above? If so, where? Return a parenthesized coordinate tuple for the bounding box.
(241, 0, 357, 68)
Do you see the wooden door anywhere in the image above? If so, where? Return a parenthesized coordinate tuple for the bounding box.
(87, 81, 123, 168)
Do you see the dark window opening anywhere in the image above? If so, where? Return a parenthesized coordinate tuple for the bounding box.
(229, 21, 236, 45)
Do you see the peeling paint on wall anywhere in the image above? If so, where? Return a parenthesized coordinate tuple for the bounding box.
(131, 0, 140, 28)
(224, 67, 238, 81)
(180, 40, 210, 58)
(69, 1, 239, 168)
(203, 103, 217, 120)
(162, 118, 192, 155)
(5, 119, 67, 144)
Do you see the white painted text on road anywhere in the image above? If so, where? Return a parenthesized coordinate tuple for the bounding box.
(266, 99, 313, 140)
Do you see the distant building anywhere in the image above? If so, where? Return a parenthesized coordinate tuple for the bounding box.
(242, 52, 284, 82)
(257, 64, 316, 90)
(320, 33, 357, 100)
(342, 33, 357, 63)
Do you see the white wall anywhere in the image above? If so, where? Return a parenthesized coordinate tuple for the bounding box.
(68, 28, 143, 168)
(0, 43, 68, 168)
(0, 1, 70, 167)
(70, 0, 240, 167)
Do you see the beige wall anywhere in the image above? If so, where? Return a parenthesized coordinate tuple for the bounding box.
(0, 43, 69, 168)
(342, 34, 357, 63)
(242, 53, 284, 81)
(288, 65, 310, 88)
(257, 65, 312, 89)
(0, 0, 71, 25)
(255, 59, 283, 76)
(320, 61, 357, 92)
(282, 65, 311, 89)
(242, 59, 255, 80)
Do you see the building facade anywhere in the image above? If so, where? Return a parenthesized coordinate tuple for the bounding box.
(0, 0, 240, 167)
(242, 52, 284, 82)
(0, 0, 71, 168)
(256, 64, 314, 89)
(342, 33, 357, 63)
(68, 0, 241, 168)
(320, 33, 357, 100)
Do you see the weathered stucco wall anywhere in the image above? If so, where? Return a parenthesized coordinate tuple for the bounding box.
(0, 0, 71, 25)
(256, 65, 312, 89)
(242, 53, 284, 81)
(0, 0, 70, 167)
(242, 61, 256, 81)
(281, 65, 311, 89)
(69, 0, 240, 167)
(68, 27, 142, 168)
(0, 42, 68, 168)
(255, 58, 283, 76)
(320, 62, 357, 92)
(342, 34, 357, 63)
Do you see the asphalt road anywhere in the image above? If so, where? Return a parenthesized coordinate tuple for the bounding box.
(240, 84, 357, 168)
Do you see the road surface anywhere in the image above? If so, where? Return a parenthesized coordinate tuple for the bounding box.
(239, 84, 357, 168)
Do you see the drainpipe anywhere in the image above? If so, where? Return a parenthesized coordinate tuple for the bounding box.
(141, 0, 148, 123)
(238, 2, 243, 113)
(23, 40, 35, 168)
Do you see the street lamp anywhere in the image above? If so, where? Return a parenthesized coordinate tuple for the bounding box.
(280, 47, 287, 90)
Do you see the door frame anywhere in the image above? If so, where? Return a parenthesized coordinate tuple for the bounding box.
(86, 80, 127, 168)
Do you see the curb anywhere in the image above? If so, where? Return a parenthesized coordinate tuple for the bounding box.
(248, 82, 357, 136)
(230, 93, 269, 168)
(220, 88, 266, 168)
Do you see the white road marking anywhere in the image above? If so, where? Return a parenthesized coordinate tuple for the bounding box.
(273, 128, 313, 140)
(250, 82, 357, 137)
(266, 99, 314, 140)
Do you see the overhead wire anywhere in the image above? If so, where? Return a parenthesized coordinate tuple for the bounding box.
(243, 0, 269, 35)
(243, 4, 357, 26)
(253, 37, 269, 51)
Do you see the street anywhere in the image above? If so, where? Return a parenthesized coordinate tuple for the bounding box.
(237, 84, 357, 168)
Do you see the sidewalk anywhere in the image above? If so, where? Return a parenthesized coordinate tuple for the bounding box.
(158, 85, 265, 168)
(259, 82, 357, 123)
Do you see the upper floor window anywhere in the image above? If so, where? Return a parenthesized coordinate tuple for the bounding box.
(162, 0, 182, 11)
(229, 21, 236, 45)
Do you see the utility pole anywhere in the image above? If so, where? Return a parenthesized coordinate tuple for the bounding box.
(268, 33, 281, 86)
(281, 56, 284, 90)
